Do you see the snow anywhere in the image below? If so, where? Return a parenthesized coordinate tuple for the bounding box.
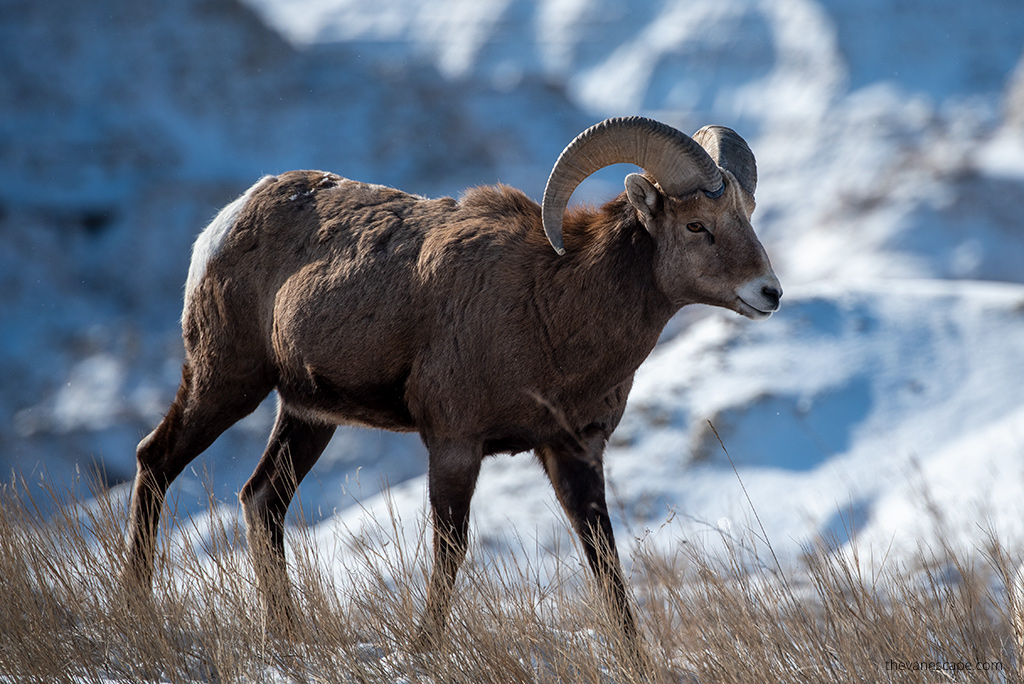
(623, 279, 1024, 554)
(3, 0, 1024, 642)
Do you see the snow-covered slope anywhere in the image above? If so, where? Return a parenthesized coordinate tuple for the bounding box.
(4, 0, 1024, 572)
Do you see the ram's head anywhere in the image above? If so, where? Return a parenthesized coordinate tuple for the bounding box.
(542, 116, 782, 319)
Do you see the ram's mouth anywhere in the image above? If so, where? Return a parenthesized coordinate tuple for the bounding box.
(734, 275, 782, 321)
(735, 296, 775, 321)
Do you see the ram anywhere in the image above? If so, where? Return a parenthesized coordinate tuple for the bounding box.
(125, 116, 781, 654)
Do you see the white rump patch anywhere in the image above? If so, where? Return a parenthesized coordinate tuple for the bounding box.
(183, 176, 271, 322)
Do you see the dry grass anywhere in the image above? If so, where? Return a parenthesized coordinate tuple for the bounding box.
(1, 474, 1022, 683)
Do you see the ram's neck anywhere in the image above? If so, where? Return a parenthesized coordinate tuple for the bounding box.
(540, 195, 676, 389)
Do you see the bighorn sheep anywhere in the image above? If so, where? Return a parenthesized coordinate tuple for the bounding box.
(126, 116, 781, 652)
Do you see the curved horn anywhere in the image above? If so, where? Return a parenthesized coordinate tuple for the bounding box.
(541, 116, 724, 255)
(692, 125, 757, 197)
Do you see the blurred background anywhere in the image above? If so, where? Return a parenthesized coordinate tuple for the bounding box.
(3, 0, 1024, 563)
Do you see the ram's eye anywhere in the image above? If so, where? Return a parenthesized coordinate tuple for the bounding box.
(686, 222, 705, 233)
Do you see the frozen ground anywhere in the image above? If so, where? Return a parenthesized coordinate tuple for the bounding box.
(3, 0, 1024, 600)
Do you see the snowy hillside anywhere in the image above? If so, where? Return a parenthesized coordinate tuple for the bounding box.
(3, 0, 1024, 578)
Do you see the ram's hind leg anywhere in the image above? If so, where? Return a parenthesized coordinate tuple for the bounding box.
(240, 405, 335, 631)
(126, 363, 272, 592)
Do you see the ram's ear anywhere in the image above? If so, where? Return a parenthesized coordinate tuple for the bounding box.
(625, 173, 663, 234)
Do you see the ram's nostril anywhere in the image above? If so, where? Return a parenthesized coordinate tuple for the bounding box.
(761, 285, 781, 308)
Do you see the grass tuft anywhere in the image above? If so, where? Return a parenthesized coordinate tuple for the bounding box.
(1, 474, 1021, 682)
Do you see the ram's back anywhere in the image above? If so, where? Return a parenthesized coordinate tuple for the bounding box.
(185, 170, 560, 433)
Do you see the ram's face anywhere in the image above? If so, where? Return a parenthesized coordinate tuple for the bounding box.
(626, 171, 781, 319)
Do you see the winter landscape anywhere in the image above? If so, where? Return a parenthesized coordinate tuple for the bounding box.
(3, 0, 1024, 680)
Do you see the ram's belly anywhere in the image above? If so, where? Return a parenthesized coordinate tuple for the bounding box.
(277, 372, 417, 431)
(270, 268, 422, 430)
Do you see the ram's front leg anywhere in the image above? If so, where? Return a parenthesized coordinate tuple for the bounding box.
(413, 439, 482, 650)
(537, 431, 646, 663)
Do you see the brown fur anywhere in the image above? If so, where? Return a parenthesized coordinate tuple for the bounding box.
(127, 167, 778, 657)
